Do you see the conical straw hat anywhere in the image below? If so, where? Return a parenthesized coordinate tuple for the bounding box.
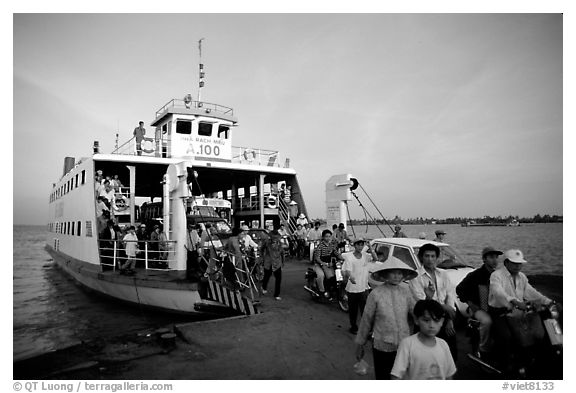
(369, 256, 418, 282)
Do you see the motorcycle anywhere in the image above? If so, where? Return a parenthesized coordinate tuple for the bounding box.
(466, 301, 562, 378)
(304, 257, 349, 312)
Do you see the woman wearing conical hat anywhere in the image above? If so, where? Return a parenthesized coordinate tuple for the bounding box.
(354, 257, 418, 380)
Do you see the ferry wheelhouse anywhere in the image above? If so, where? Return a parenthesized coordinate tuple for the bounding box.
(46, 96, 307, 315)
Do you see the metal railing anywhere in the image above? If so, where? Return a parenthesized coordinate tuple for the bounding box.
(155, 98, 234, 118)
(231, 146, 289, 168)
(111, 136, 170, 157)
(107, 133, 291, 169)
(215, 249, 261, 302)
(98, 239, 177, 272)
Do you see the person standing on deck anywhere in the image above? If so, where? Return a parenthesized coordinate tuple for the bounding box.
(136, 224, 148, 260)
(185, 223, 201, 279)
(149, 224, 161, 261)
(99, 219, 118, 268)
(133, 121, 146, 156)
(121, 226, 138, 273)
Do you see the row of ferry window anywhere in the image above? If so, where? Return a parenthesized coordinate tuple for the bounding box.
(50, 170, 87, 203)
(48, 220, 92, 237)
(174, 120, 230, 138)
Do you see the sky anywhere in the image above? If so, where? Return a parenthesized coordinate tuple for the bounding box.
(12, 13, 564, 225)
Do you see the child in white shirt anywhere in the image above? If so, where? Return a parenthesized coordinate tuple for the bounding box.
(391, 299, 457, 380)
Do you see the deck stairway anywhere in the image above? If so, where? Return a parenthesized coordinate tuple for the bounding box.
(277, 198, 297, 236)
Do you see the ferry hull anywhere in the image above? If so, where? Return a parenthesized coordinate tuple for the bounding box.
(45, 246, 204, 315)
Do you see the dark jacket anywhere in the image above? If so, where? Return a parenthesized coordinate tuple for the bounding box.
(456, 264, 493, 308)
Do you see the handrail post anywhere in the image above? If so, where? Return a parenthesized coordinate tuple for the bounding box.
(113, 241, 117, 271)
(145, 242, 148, 270)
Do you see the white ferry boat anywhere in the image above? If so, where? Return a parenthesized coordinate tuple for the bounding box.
(46, 90, 307, 315)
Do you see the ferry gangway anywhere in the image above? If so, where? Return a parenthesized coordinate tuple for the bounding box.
(201, 249, 263, 303)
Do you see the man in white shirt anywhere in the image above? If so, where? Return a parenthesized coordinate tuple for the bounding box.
(121, 226, 139, 273)
(98, 181, 115, 208)
(489, 249, 552, 310)
(488, 249, 553, 374)
(409, 243, 458, 360)
(342, 238, 378, 334)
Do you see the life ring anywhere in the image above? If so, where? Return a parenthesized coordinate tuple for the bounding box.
(113, 195, 129, 211)
(243, 149, 256, 162)
(141, 138, 155, 154)
(266, 195, 277, 209)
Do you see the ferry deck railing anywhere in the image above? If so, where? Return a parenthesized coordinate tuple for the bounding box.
(155, 98, 234, 118)
(98, 239, 177, 272)
(109, 137, 290, 168)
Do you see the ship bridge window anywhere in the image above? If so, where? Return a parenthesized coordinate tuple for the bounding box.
(218, 125, 230, 139)
(176, 120, 192, 135)
(198, 122, 213, 137)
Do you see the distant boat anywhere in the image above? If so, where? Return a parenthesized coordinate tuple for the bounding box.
(461, 220, 520, 227)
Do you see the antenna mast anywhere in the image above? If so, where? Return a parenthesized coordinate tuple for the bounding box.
(197, 38, 205, 103)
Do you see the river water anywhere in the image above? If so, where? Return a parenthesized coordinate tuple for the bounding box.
(13, 223, 562, 361)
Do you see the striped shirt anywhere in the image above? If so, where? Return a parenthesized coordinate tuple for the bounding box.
(313, 241, 341, 264)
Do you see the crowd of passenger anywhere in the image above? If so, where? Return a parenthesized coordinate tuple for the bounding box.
(91, 170, 560, 379)
(325, 232, 558, 380)
(99, 220, 170, 274)
(94, 169, 131, 233)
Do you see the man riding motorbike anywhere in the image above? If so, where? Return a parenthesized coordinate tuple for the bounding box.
(488, 249, 556, 376)
(456, 246, 502, 357)
(312, 229, 343, 299)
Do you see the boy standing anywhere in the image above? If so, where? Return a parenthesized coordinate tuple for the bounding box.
(391, 299, 457, 380)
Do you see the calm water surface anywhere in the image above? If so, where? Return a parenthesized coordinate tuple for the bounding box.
(13, 225, 203, 361)
(13, 223, 562, 361)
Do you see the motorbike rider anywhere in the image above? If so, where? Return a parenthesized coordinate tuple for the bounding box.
(307, 221, 322, 242)
(455, 246, 502, 356)
(333, 223, 350, 248)
(312, 229, 344, 298)
(488, 249, 555, 374)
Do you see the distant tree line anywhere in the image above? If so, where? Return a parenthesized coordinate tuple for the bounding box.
(309, 214, 562, 226)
